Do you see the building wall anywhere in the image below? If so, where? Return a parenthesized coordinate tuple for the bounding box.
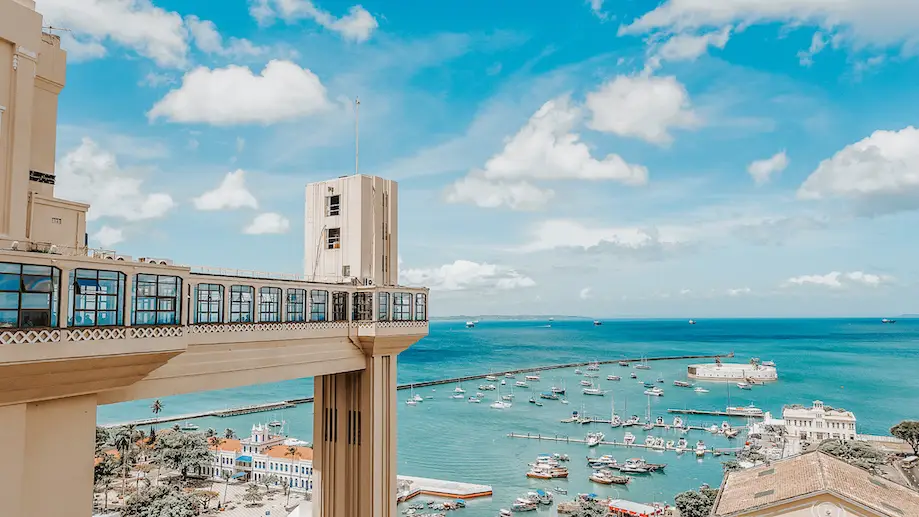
(304, 175, 397, 286)
(727, 493, 880, 516)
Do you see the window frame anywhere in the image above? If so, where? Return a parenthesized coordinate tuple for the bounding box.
(286, 288, 306, 322)
(331, 291, 348, 321)
(195, 283, 224, 324)
(392, 292, 412, 321)
(132, 274, 181, 326)
(0, 262, 60, 328)
(377, 292, 390, 321)
(414, 292, 427, 321)
(352, 292, 373, 321)
(327, 194, 341, 216)
(259, 287, 282, 322)
(309, 290, 328, 321)
(229, 285, 255, 323)
(70, 268, 125, 327)
(327, 228, 341, 249)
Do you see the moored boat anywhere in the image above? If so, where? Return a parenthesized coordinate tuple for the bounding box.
(585, 431, 604, 447)
(606, 375, 621, 381)
(673, 380, 691, 387)
(643, 387, 664, 397)
(622, 432, 636, 445)
(693, 386, 709, 393)
(737, 382, 752, 390)
(583, 386, 605, 396)
(726, 404, 763, 416)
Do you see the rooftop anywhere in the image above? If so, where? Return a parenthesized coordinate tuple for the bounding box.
(712, 450, 919, 516)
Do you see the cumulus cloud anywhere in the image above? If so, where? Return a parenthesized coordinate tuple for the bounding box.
(748, 151, 789, 186)
(400, 260, 536, 291)
(587, 0, 608, 20)
(647, 27, 732, 70)
(579, 287, 592, 299)
(797, 126, 919, 214)
(250, 0, 378, 42)
(519, 219, 688, 254)
(90, 226, 125, 248)
(727, 287, 751, 296)
(785, 271, 894, 288)
(37, 0, 188, 67)
(55, 137, 175, 221)
(148, 60, 330, 126)
(193, 170, 259, 211)
(243, 213, 290, 234)
(445, 96, 648, 210)
(798, 32, 827, 67)
(585, 75, 700, 145)
(185, 15, 268, 59)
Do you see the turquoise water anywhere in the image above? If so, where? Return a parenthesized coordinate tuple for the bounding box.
(98, 319, 919, 516)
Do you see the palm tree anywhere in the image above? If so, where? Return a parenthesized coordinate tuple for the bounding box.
(172, 423, 181, 432)
(208, 436, 226, 492)
(224, 428, 236, 439)
(205, 428, 216, 440)
(151, 399, 163, 420)
(113, 427, 135, 502)
(285, 446, 299, 506)
(220, 470, 233, 506)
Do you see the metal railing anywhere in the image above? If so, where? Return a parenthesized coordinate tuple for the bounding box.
(188, 265, 304, 281)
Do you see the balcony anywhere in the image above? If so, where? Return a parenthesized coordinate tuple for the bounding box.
(0, 246, 429, 406)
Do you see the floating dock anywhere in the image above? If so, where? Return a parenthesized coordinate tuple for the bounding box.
(103, 352, 732, 428)
(506, 432, 741, 455)
(667, 408, 764, 418)
(397, 475, 493, 501)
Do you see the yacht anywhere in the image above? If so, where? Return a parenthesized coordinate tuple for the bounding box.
(634, 357, 651, 370)
(405, 399, 418, 406)
(539, 392, 559, 400)
(465, 321, 475, 328)
(485, 374, 498, 381)
(737, 382, 752, 390)
(762, 360, 776, 367)
(502, 394, 514, 401)
(515, 381, 529, 388)
(672, 417, 684, 428)
(652, 437, 666, 450)
(624, 415, 641, 427)
(882, 318, 897, 324)
(536, 490, 553, 505)
(610, 414, 622, 427)
(583, 386, 605, 396)
(643, 387, 664, 397)
(655, 416, 664, 425)
(479, 384, 497, 391)
(726, 404, 763, 417)
(453, 384, 466, 394)
(525, 374, 541, 382)
(490, 400, 512, 409)
(574, 368, 583, 375)
(656, 376, 665, 383)
(450, 393, 464, 399)
(689, 319, 696, 325)
(593, 320, 602, 326)
(589, 471, 629, 484)
(677, 438, 688, 450)
(586, 361, 600, 371)
(673, 380, 691, 387)
(724, 428, 741, 439)
(618, 360, 629, 367)
(709, 425, 720, 434)
(467, 396, 481, 403)
(180, 422, 199, 431)
(584, 372, 599, 378)
(622, 432, 636, 445)
(511, 499, 537, 512)
(476, 392, 485, 398)
(585, 432, 605, 447)
(665, 440, 675, 449)
(642, 423, 654, 431)
(579, 379, 594, 387)
(693, 386, 709, 393)
(550, 383, 566, 394)
(695, 441, 707, 457)
(606, 375, 621, 381)
(553, 487, 567, 495)
(505, 373, 516, 378)
(629, 372, 637, 379)
(619, 458, 650, 474)
(500, 510, 513, 517)
(501, 379, 507, 385)
(644, 435, 656, 447)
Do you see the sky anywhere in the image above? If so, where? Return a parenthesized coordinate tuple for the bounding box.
(38, 0, 919, 318)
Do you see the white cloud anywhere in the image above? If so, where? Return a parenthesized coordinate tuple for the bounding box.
(585, 75, 700, 145)
(243, 212, 290, 234)
(785, 271, 894, 288)
(148, 60, 330, 126)
(90, 226, 124, 248)
(587, 0, 608, 20)
(193, 170, 259, 211)
(649, 27, 731, 69)
(797, 126, 919, 213)
(185, 15, 268, 59)
(57, 33, 107, 62)
(798, 32, 827, 66)
(579, 287, 592, 299)
(37, 0, 188, 67)
(520, 219, 686, 253)
(619, 0, 919, 57)
(138, 72, 176, 88)
(236, 137, 246, 155)
(55, 137, 175, 221)
(679, 288, 692, 295)
(748, 151, 789, 186)
(727, 287, 751, 296)
(445, 96, 648, 210)
(250, 0, 379, 42)
(400, 260, 535, 291)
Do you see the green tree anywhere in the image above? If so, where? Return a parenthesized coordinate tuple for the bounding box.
(572, 499, 607, 517)
(204, 428, 216, 440)
(674, 487, 718, 517)
(243, 484, 264, 504)
(818, 439, 887, 472)
(154, 431, 212, 481)
(123, 485, 196, 517)
(94, 452, 120, 511)
(151, 399, 163, 420)
(722, 460, 742, 473)
(220, 471, 232, 506)
(285, 446, 299, 506)
(95, 426, 111, 455)
(224, 428, 236, 439)
(114, 426, 137, 501)
(891, 421, 919, 455)
(262, 473, 279, 494)
(172, 423, 181, 432)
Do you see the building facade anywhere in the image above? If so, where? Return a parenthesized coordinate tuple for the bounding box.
(197, 425, 315, 492)
(782, 400, 857, 441)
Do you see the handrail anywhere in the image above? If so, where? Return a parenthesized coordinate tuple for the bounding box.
(187, 265, 304, 281)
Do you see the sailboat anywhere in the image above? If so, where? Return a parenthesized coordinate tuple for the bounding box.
(634, 356, 651, 370)
(610, 394, 622, 427)
(642, 394, 653, 430)
(406, 385, 422, 405)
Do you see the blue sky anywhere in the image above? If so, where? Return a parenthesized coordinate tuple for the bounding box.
(40, 0, 919, 317)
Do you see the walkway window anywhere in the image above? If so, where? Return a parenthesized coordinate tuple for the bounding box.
(414, 293, 427, 321)
(0, 263, 60, 328)
(309, 290, 327, 321)
(331, 291, 348, 321)
(195, 284, 224, 323)
(71, 269, 125, 327)
(229, 286, 255, 322)
(259, 287, 282, 322)
(133, 274, 181, 325)
(352, 292, 372, 321)
(377, 292, 390, 321)
(287, 289, 306, 322)
(392, 293, 412, 321)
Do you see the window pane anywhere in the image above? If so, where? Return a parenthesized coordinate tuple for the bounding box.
(0, 310, 17, 327)
(21, 293, 50, 309)
(76, 269, 98, 279)
(97, 311, 118, 326)
(22, 265, 51, 275)
(0, 292, 19, 310)
(20, 309, 51, 327)
(157, 311, 177, 324)
(0, 263, 21, 274)
(22, 275, 52, 293)
(73, 311, 96, 326)
(98, 279, 119, 294)
(0, 274, 20, 291)
(99, 271, 120, 280)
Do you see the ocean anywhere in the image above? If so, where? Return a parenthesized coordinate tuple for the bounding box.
(98, 318, 919, 516)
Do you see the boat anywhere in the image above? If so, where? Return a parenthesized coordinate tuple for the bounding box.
(695, 441, 706, 457)
(584, 372, 599, 378)
(642, 381, 655, 388)
(643, 387, 664, 396)
(553, 487, 567, 495)
(882, 318, 896, 324)
(467, 397, 481, 403)
(634, 357, 651, 370)
(656, 376, 665, 383)
(267, 420, 283, 428)
(726, 404, 763, 416)
(536, 490, 553, 505)
(490, 400, 512, 409)
(450, 394, 464, 399)
(610, 414, 622, 427)
(709, 425, 720, 434)
(689, 319, 696, 325)
(724, 428, 740, 439)
(583, 386, 605, 396)
(672, 417, 684, 428)
(502, 394, 514, 401)
(593, 320, 601, 326)
(589, 471, 629, 484)
(574, 369, 583, 375)
(585, 432, 604, 447)
(465, 321, 475, 328)
(453, 384, 466, 394)
(623, 432, 636, 445)
(652, 437, 666, 450)
(561, 399, 569, 404)
(737, 382, 752, 390)
(677, 438, 688, 450)
(405, 399, 418, 406)
(526, 467, 551, 479)
(762, 360, 776, 367)
(642, 423, 654, 431)
(618, 361, 629, 367)
(606, 375, 621, 381)
(624, 415, 640, 427)
(673, 380, 691, 387)
(540, 392, 559, 400)
(479, 384, 497, 391)
(476, 391, 485, 398)
(550, 382, 567, 394)
(586, 361, 600, 371)
(579, 380, 593, 387)
(525, 374, 540, 382)
(505, 373, 515, 378)
(515, 381, 529, 388)
(629, 372, 637, 379)
(180, 422, 199, 431)
(655, 416, 664, 425)
(511, 500, 537, 512)
(644, 435, 656, 447)
(500, 510, 513, 517)
(485, 374, 498, 381)
(694, 386, 709, 393)
(665, 440, 675, 449)
(618, 458, 650, 474)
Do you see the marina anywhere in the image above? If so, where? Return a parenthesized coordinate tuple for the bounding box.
(506, 433, 743, 456)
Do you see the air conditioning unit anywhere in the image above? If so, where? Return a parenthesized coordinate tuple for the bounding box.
(138, 257, 173, 266)
(99, 252, 117, 260)
(115, 255, 133, 262)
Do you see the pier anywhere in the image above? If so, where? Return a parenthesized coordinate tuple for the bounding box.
(103, 352, 732, 428)
(667, 408, 764, 418)
(506, 432, 742, 456)
(397, 475, 493, 501)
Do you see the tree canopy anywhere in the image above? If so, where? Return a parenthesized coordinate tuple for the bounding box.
(674, 487, 718, 517)
(154, 431, 213, 479)
(891, 421, 919, 455)
(123, 485, 196, 517)
(571, 499, 607, 517)
(818, 439, 887, 472)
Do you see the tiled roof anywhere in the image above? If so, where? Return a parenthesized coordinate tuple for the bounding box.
(264, 445, 313, 461)
(713, 451, 919, 516)
(208, 438, 242, 452)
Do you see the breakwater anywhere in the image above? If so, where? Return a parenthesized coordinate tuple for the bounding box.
(103, 352, 731, 428)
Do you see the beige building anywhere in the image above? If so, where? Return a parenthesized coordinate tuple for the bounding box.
(0, 1, 428, 517)
(712, 450, 919, 517)
(783, 400, 857, 442)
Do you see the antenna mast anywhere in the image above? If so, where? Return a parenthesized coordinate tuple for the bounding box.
(354, 97, 360, 175)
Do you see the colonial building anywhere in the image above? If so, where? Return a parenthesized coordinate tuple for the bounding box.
(712, 450, 919, 517)
(197, 425, 314, 492)
(782, 400, 857, 441)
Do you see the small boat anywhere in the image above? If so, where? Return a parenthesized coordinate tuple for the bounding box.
(583, 387, 605, 396)
(610, 415, 622, 427)
(695, 441, 707, 457)
(540, 392, 559, 400)
(465, 321, 475, 328)
(490, 400, 512, 409)
(561, 399, 569, 404)
(505, 373, 515, 378)
(485, 374, 498, 381)
(593, 320, 601, 326)
(586, 361, 600, 371)
(629, 372, 637, 379)
(655, 416, 664, 425)
(726, 404, 763, 416)
(479, 384, 497, 391)
(656, 376, 664, 383)
(606, 375, 621, 381)
(634, 357, 651, 370)
(589, 471, 629, 484)
(580, 380, 594, 387)
(453, 384, 466, 394)
(644, 435, 656, 447)
(467, 396, 481, 403)
(762, 360, 776, 367)
(181, 422, 199, 431)
(515, 381, 529, 388)
(450, 394, 464, 399)
(550, 385, 566, 394)
(677, 438, 688, 449)
(584, 372, 599, 378)
(724, 428, 740, 439)
(622, 432, 636, 445)
(672, 417, 684, 428)
(267, 420, 283, 427)
(585, 432, 604, 447)
(689, 319, 696, 325)
(624, 415, 641, 427)
(476, 392, 485, 398)
(673, 380, 691, 387)
(553, 487, 567, 495)
(618, 458, 650, 474)
(694, 386, 709, 393)
(525, 374, 540, 381)
(405, 399, 418, 406)
(643, 387, 664, 397)
(643, 381, 655, 388)
(618, 361, 629, 367)
(642, 423, 653, 431)
(501, 379, 507, 385)
(737, 382, 752, 390)
(652, 437, 666, 450)
(882, 318, 896, 324)
(536, 490, 553, 505)
(709, 425, 720, 434)
(574, 369, 583, 375)
(665, 440, 675, 449)
(526, 467, 551, 479)
(511, 500, 536, 512)
(500, 510, 513, 517)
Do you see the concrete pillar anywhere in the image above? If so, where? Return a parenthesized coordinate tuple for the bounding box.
(0, 394, 96, 517)
(124, 272, 133, 326)
(58, 266, 71, 328)
(313, 354, 398, 517)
